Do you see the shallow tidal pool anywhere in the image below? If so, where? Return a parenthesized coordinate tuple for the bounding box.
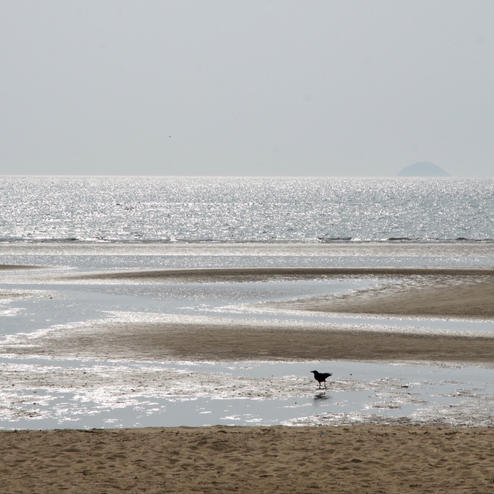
(0, 357, 491, 429)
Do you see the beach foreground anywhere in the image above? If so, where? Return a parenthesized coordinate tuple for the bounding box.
(1, 248, 493, 491)
(1, 425, 492, 494)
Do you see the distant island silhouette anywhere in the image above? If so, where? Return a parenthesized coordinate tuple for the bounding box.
(398, 162, 449, 177)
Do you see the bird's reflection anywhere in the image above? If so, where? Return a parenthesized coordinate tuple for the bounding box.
(313, 391, 330, 402)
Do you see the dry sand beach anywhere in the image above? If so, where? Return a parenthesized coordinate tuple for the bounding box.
(1, 425, 492, 494)
(1, 265, 493, 493)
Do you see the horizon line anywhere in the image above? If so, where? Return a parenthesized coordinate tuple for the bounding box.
(0, 173, 490, 179)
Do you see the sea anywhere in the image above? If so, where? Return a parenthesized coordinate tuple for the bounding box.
(1, 175, 492, 244)
(0, 175, 492, 429)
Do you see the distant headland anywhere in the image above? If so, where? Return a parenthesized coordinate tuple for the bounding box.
(398, 162, 449, 177)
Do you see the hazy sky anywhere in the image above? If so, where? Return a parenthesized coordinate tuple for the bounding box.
(1, 1, 492, 176)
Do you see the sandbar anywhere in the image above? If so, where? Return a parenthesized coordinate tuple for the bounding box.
(0, 264, 40, 270)
(5, 271, 492, 363)
(275, 275, 494, 319)
(68, 266, 492, 281)
(4, 320, 492, 363)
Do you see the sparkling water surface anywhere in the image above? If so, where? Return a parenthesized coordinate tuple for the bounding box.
(1, 176, 492, 243)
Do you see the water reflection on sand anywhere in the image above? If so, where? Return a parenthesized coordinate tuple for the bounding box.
(0, 357, 492, 429)
(0, 242, 492, 429)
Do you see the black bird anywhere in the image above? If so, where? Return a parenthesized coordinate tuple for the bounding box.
(311, 370, 332, 389)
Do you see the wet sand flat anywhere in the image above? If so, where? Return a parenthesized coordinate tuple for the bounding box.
(279, 275, 494, 319)
(5, 271, 492, 363)
(0, 264, 40, 270)
(11, 321, 493, 363)
(1, 425, 492, 494)
(68, 265, 492, 281)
